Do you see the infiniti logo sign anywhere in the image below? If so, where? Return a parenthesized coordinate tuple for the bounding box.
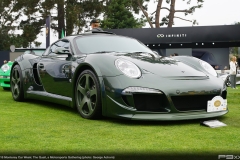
(157, 34, 165, 38)
(157, 33, 187, 38)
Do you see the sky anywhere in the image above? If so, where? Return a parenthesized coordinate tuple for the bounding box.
(37, 0, 240, 48)
(146, 0, 240, 27)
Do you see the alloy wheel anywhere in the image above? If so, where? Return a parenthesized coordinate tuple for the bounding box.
(10, 65, 24, 101)
(76, 71, 100, 118)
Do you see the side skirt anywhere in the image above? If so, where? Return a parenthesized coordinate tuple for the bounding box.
(26, 91, 73, 107)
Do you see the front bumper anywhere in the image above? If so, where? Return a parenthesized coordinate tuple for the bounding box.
(102, 74, 228, 120)
(0, 76, 11, 88)
(117, 110, 228, 121)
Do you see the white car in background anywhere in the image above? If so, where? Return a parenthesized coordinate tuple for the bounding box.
(219, 70, 240, 87)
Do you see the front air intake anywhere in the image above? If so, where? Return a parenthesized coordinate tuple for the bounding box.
(133, 94, 169, 112)
(171, 94, 218, 111)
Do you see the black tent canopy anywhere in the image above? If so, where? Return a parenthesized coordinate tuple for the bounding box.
(107, 25, 240, 49)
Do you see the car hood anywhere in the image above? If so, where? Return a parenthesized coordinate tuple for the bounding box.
(114, 53, 207, 78)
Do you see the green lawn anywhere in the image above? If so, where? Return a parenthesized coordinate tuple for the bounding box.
(0, 87, 239, 159)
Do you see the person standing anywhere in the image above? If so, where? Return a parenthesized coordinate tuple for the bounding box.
(229, 56, 238, 89)
(90, 19, 103, 32)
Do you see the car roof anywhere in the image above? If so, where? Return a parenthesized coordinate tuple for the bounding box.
(62, 31, 134, 41)
(68, 31, 115, 38)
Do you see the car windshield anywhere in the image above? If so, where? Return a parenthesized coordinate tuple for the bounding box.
(74, 35, 153, 54)
(24, 50, 45, 56)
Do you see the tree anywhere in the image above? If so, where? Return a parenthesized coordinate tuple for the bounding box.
(64, 0, 104, 34)
(137, 0, 204, 28)
(20, 20, 43, 47)
(0, 0, 26, 50)
(38, 0, 104, 36)
(1, 0, 146, 48)
(10, 0, 45, 47)
(101, 0, 145, 29)
(15, 0, 105, 38)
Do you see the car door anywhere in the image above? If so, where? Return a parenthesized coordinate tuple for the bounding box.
(38, 39, 73, 97)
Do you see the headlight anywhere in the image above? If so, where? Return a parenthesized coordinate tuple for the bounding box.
(115, 59, 141, 78)
(199, 60, 217, 77)
(1, 64, 10, 72)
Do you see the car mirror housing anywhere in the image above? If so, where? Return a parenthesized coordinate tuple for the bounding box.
(54, 47, 70, 55)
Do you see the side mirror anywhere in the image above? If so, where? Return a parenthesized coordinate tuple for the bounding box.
(54, 47, 70, 55)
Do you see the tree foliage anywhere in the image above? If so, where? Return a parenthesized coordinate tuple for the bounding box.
(25, 0, 104, 36)
(0, 0, 25, 50)
(1, 0, 105, 49)
(64, 0, 104, 34)
(0, 0, 205, 50)
(101, 0, 145, 29)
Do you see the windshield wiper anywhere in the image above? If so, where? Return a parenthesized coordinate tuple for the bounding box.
(93, 51, 117, 53)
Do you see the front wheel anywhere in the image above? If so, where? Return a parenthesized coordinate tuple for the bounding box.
(225, 76, 231, 87)
(10, 65, 24, 101)
(75, 70, 102, 119)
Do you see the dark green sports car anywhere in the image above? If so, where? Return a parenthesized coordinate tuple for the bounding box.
(10, 31, 228, 120)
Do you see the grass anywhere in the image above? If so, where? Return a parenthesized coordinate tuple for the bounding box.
(0, 87, 240, 159)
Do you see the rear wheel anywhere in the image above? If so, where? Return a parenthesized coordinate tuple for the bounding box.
(75, 70, 102, 119)
(11, 65, 24, 101)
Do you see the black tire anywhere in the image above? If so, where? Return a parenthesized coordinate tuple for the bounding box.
(75, 70, 102, 119)
(225, 76, 231, 87)
(10, 65, 24, 101)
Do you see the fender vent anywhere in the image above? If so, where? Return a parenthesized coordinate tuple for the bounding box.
(33, 63, 42, 86)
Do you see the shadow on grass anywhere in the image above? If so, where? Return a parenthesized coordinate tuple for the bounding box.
(23, 99, 77, 114)
(1, 88, 11, 91)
